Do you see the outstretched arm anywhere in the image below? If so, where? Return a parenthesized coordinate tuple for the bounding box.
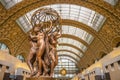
(46, 20, 53, 33)
(56, 27, 62, 39)
(29, 32, 37, 40)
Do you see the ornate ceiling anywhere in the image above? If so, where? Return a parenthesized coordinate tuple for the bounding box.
(0, 0, 120, 71)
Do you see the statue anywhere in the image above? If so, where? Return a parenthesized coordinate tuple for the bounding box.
(27, 8, 62, 77)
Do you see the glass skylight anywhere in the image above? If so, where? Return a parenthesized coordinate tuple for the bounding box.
(57, 45, 83, 57)
(16, 4, 106, 32)
(58, 51, 80, 61)
(104, 0, 118, 5)
(58, 38, 87, 52)
(16, 16, 32, 33)
(0, 0, 22, 9)
(54, 57, 78, 78)
(48, 4, 106, 31)
(58, 56, 77, 64)
(62, 25, 94, 44)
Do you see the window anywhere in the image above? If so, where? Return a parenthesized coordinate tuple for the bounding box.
(110, 63, 114, 71)
(118, 60, 120, 69)
(105, 66, 109, 72)
(62, 25, 94, 44)
(16, 55, 25, 62)
(0, 64, 2, 71)
(118, 60, 120, 66)
(111, 63, 114, 68)
(54, 56, 79, 78)
(58, 51, 80, 61)
(58, 38, 87, 52)
(0, 42, 9, 53)
(0, 0, 23, 9)
(0, 43, 8, 50)
(57, 46, 82, 58)
(103, 0, 118, 6)
(105, 66, 108, 69)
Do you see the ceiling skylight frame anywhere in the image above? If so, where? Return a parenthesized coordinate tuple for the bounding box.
(0, 0, 22, 9)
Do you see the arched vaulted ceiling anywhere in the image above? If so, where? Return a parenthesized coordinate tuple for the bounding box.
(0, 0, 119, 70)
(58, 50, 81, 59)
(58, 55, 80, 67)
(15, 3, 106, 67)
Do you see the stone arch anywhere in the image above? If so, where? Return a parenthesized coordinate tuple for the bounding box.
(16, 53, 26, 62)
(15, 51, 28, 61)
(112, 36, 120, 48)
(0, 38, 14, 54)
(99, 51, 107, 59)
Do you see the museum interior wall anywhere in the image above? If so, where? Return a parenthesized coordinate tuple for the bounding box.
(0, 46, 120, 80)
(72, 47, 120, 80)
(0, 50, 30, 80)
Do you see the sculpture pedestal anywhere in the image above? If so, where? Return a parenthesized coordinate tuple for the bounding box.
(26, 77, 55, 80)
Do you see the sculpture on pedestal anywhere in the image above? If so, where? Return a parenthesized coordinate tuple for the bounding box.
(27, 8, 62, 77)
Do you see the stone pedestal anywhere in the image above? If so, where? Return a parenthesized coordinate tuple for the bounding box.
(26, 77, 55, 80)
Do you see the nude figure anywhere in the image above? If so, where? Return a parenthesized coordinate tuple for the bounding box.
(27, 33, 38, 76)
(41, 21, 53, 76)
(36, 31, 45, 76)
(49, 28, 62, 77)
(30, 24, 45, 76)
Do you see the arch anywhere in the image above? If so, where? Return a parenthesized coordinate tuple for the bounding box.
(15, 50, 28, 57)
(57, 50, 81, 59)
(1, 0, 118, 26)
(58, 54, 79, 62)
(62, 19, 97, 37)
(0, 38, 14, 54)
(15, 51, 28, 61)
(56, 56, 80, 74)
(112, 36, 120, 48)
(61, 34, 89, 47)
(58, 57, 77, 65)
(58, 55, 81, 68)
(58, 37, 87, 52)
(16, 54, 25, 62)
(61, 25, 94, 44)
(98, 51, 107, 59)
(59, 43, 84, 54)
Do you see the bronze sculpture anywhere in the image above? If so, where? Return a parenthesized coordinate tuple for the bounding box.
(27, 8, 62, 77)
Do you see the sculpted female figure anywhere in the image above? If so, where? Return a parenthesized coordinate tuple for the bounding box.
(49, 28, 62, 76)
(30, 24, 45, 76)
(27, 33, 38, 76)
(42, 21, 53, 76)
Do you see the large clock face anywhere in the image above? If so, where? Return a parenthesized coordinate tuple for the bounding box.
(60, 68, 67, 76)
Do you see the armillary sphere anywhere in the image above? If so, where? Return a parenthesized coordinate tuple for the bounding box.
(31, 7, 62, 34)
